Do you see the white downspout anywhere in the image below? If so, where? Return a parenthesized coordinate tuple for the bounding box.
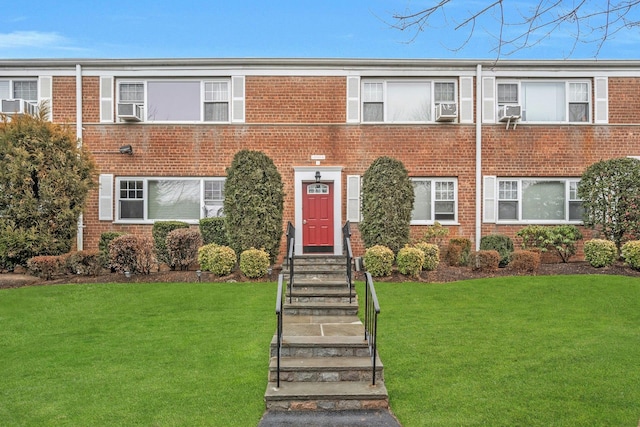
(76, 64, 84, 251)
(475, 64, 482, 251)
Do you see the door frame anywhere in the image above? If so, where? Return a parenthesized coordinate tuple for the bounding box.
(294, 166, 343, 256)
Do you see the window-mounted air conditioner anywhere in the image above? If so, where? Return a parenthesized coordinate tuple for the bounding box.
(117, 103, 143, 122)
(498, 105, 522, 122)
(204, 205, 224, 218)
(1, 99, 37, 116)
(435, 103, 458, 122)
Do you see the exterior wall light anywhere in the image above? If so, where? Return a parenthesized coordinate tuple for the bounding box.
(315, 171, 321, 183)
(119, 145, 133, 155)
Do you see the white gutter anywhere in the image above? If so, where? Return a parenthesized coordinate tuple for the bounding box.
(76, 64, 84, 251)
(475, 64, 482, 251)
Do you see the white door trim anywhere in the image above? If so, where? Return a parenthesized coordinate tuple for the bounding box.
(294, 166, 343, 256)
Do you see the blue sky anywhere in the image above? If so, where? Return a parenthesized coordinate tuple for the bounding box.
(2, 0, 639, 60)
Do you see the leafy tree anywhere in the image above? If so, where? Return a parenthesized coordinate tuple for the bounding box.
(578, 157, 640, 251)
(0, 111, 95, 268)
(390, 1, 640, 59)
(360, 156, 414, 254)
(224, 150, 284, 263)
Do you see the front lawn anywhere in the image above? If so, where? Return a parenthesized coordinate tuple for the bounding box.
(1, 275, 639, 426)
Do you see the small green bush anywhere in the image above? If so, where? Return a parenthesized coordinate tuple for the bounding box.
(98, 232, 126, 268)
(166, 228, 202, 271)
(444, 237, 472, 266)
(109, 235, 155, 275)
(508, 251, 541, 274)
(584, 239, 617, 268)
(199, 217, 229, 246)
(198, 244, 237, 276)
(517, 225, 582, 263)
(517, 225, 550, 251)
(621, 240, 640, 270)
(473, 250, 500, 272)
(396, 246, 425, 277)
(414, 242, 440, 271)
(480, 234, 514, 267)
(239, 248, 270, 278)
(420, 221, 449, 247)
(363, 245, 395, 277)
(152, 221, 189, 270)
(66, 250, 102, 276)
(27, 255, 64, 280)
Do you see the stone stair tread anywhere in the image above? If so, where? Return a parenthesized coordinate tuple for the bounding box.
(269, 356, 383, 370)
(264, 381, 388, 400)
(290, 288, 354, 296)
(272, 335, 369, 347)
(285, 301, 358, 309)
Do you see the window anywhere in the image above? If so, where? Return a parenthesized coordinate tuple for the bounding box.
(362, 79, 456, 123)
(0, 79, 38, 101)
(497, 178, 582, 222)
(496, 80, 591, 123)
(411, 178, 457, 224)
(116, 178, 225, 222)
(116, 79, 233, 123)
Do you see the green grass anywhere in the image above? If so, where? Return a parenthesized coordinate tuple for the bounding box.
(2, 276, 639, 426)
(0, 282, 276, 426)
(372, 275, 640, 426)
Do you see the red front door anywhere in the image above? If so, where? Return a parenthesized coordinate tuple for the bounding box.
(302, 182, 334, 253)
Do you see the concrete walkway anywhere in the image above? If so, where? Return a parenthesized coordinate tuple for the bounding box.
(257, 409, 402, 426)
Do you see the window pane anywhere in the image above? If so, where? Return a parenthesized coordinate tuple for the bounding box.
(522, 82, 565, 121)
(499, 181, 518, 200)
(435, 181, 454, 200)
(569, 201, 584, 221)
(498, 201, 518, 220)
(120, 200, 144, 219)
(204, 102, 229, 121)
(362, 83, 383, 102)
(387, 82, 431, 122)
(411, 180, 431, 221)
(204, 82, 229, 102)
(14, 81, 37, 101)
(147, 81, 201, 121)
(569, 103, 589, 122)
(522, 180, 565, 220)
(363, 103, 383, 122)
(204, 180, 225, 202)
(148, 180, 200, 220)
(569, 83, 588, 102)
(119, 83, 144, 102)
(498, 83, 518, 103)
(434, 201, 455, 220)
(434, 82, 455, 103)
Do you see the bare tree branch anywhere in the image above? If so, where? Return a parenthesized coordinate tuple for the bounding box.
(390, 0, 640, 59)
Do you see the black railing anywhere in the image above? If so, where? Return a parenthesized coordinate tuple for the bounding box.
(342, 221, 354, 303)
(286, 222, 295, 304)
(364, 272, 381, 386)
(275, 273, 284, 387)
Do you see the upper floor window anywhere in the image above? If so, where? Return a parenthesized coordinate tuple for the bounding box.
(497, 80, 591, 123)
(497, 178, 583, 222)
(362, 80, 456, 123)
(117, 177, 225, 222)
(411, 178, 458, 224)
(116, 79, 232, 123)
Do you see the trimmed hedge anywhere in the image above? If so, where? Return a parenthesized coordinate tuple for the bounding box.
(583, 239, 617, 268)
(472, 250, 500, 272)
(166, 228, 202, 271)
(152, 221, 190, 270)
(363, 245, 395, 277)
(444, 237, 472, 266)
(239, 248, 270, 278)
(66, 250, 102, 276)
(621, 240, 640, 270)
(199, 217, 229, 246)
(508, 251, 541, 274)
(98, 232, 126, 268)
(27, 255, 63, 280)
(397, 246, 425, 277)
(198, 244, 237, 276)
(109, 235, 155, 275)
(480, 234, 513, 267)
(414, 242, 440, 271)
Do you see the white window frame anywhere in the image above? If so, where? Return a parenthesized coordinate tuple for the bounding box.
(361, 79, 457, 124)
(496, 79, 592, 124)
(410, 178, 458, 225)
(496, 178, 583, 224)
(0, 78, 38, 102)
(115, 177, 225, 223)
(116, 79, 235, 123)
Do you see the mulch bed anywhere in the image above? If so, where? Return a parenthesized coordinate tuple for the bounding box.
(3, 261, 640, 290)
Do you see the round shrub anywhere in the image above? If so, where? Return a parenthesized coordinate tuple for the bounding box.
(152, 221, 190, 270)
(507, 250, 541, 274)
(480, 234, 514, 267)
(109, 234, 156, 275)
(166, 228, 202, 271)
(414, 242, 440, 271)
(66, 250, 102, 276)
(240, 247, 270, 278)
(472, 250, 500, 272)
(198, 244, 237, 276)
(27, 255, 64, 280)
(396, 246, 425, 277)
(444, 237, 472, 266)
(363, 245, 394, 277)
(98, 232, 126, 268)
(583, 239, 617, 268)
(621, 240, 640, 270)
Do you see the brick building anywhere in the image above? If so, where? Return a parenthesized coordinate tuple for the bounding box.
(1, 58, 639, 259)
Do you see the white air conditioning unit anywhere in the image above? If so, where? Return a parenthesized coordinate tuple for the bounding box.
(435, 103, 458, 122)
(498, 105, 522, 122)
(1, 99, 37, 116)
(117, 103, 143, 122)
(204, 205, 224, 218)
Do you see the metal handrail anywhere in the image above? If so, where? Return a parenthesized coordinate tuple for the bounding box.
(275, 273, 284, 388)
(286, 222, 295, 303)
(342, 221, 354, 303)
(364, 272, 381, 386)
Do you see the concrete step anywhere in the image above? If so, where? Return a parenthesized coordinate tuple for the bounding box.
(288, 288, 356, 304)
(269, 356, 384, 383)
(289, 255, 347, 265)
(271, 335, 370, 358)
(264, 381, 389, 411)
(284, 301, 358, 316)
(293, 272, 347, 282)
